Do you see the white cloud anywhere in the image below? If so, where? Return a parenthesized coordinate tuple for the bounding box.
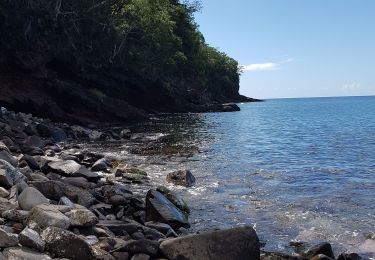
(242, 62, 279, 71)
(241, 57, 294, 72)
(342, 82, 360, 91)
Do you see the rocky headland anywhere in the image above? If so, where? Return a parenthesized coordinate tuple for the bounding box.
(0, 106, 366, 260)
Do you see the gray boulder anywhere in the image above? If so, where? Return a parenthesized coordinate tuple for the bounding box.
(166, 170, 196, 187)
(0, 228, 19, 247)
(27, 204, 70, 229)
(18, 187, 50, 210)
(24, 135, 45, 149)
(2, 209, 29, 222)
(41, 226, 94, 260)
(0, 187, 9, 198)
(0, 197, 17, 214)
(48, 160, 100, 181)
(145, 190, 189, 229)
(65, 208, 98, 227)
(0, 150, 17, 167)
(159, 226, 260, 260)
(2, 247, 51, 260)
(19, 228, 45, 252)
(0, 159, 27, 188)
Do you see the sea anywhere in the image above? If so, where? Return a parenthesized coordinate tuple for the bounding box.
(97, 96, 375, 257)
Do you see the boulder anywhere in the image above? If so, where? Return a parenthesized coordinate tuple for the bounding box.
(27, 204, 70, 229)
(18, 187, 50, 210)
(51, 128, 67, 142)
(0, 197, 17, 214)
(131, 253, 150, 260)
(145, 190, 189, 229)
(113, 239, 159, 257)
(311, 254, 335, 260)
(2, 247, 51, 260)
(0, 141, 10, 153)
(0, 159, 27, 187)
(166, 170, 196, 187)
(337, 253, 362, 260)
(303, 242, 335, 259)
(24, 135, 45, 149)
(48, 160, 100, 181)
(65, 208, 98, 227)
(30, 180, 96, 208)
(157, 186, 190, 213)
(0, 228, 19, 247)
(2, 209, 29, 222)
(0, 187, 9, 198)
(41, 226, 94, 260)
(19, 228, 45, 252)
(160, 226, 260, 260)
(0, 150, 17, 167)
(91, 158, 110, 172)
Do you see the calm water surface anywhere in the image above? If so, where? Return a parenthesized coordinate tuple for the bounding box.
(103, 96, 375, 256)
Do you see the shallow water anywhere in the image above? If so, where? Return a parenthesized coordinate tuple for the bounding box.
(98, 96, 375, 257)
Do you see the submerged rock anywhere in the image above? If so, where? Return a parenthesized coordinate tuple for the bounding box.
(166, 170, 196, 187)
(145, 190, 189, 229)
(160, 226, 260, 260)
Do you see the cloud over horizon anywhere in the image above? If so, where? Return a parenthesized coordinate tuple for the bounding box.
(241, 58, 294, 72)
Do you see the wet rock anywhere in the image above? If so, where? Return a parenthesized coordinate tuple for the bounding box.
(337, 253, 362, 260)
(96, 221, 143, 236)
(160, 226, 259, 260)
(19, 228, 45, 252)
(145, 190, 189, 229)
(27, 204, 70, 229)
(20, 154, 40, 170)
(0, 228, 19, 247)
(0, 187, 9, 198)
(113, 239, 159, 257)
(62, 176, 93, 189)
(59, 196, 75, 207)
(92, 158, 111, 172)
(109, 195, 127, 206)
(0, 141, 10, 153)
(48, 160, 100, 181)
(131, 253, 151, 260)
(65, 208, 98, 227)
(41, 226, 94, 260)
(2, 247, 51, 260)
(303, 242, 335, 259)
(18, 187, 50, 210)
(2, 209, 29, 222)
(0, 150, 17, 167)
(156, 186, 190, 214)
(166, 170, 196, 187)
(120, 129, 131, 139)
(36, 124, 51, 137)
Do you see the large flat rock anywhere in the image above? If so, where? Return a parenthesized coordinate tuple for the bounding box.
(159, 226, 260, 260)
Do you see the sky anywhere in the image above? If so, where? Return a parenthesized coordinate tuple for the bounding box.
(194, 0, 375, 99)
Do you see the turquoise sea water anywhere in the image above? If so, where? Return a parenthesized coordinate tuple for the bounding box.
(105, 96, 375, 256)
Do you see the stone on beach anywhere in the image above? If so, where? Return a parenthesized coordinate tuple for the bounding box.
(159, 226, 260, 260)
(2, 247, 51, 260)
(18, 187, 50, 210)
(19, 228, 45, 252)
(48, 160, 100, 181)
(65, 208, 98, 227)
(166, 170, 196, 187)
(0, 228, 19, 247)
(27, 204, 70, 229)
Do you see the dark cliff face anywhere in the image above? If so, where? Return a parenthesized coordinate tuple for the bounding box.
(0, 0, 259, 125)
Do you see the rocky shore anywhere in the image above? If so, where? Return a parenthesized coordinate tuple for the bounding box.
(0, 106, 365, 260)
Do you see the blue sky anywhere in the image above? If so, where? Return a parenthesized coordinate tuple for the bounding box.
(195, 0, 375, 99)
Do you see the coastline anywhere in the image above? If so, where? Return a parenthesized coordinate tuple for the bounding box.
(0, 106, 367, 260)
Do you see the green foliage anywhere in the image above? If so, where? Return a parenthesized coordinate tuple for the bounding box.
(0, 0, 240, 102)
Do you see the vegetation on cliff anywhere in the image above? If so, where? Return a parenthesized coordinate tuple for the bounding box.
(0, 0, 252, 124)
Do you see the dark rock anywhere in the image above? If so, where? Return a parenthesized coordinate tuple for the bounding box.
(0, 150, 17, 167)
(166, 170, 196, 187)
(120, 129, 131, 139)
(36, 124, 51, 137)
(303, 242, 335, 259)
(97, 221, 143, 236)
(0, 159, 27, 188)
(48, 160, 100, 181)
(260, 251, 302, 260)
(41, 226, 94, 260)
(51, 128, 67, 142)
(0, 187, 9, 198)
(131, 253, 151, 260)
(145, 190, 189, 229)
(2, 209, 29, 222)
(24, 135, 45, 149)
(2, 247, 51, 260)
(0, 141, 10, 153)
(311, 254, 335, 260)
(113, 239, 159, 257)
(92, 158, 111, 172)
(20, 155, 40, 170)
(109, 195, 127, 207)
(113, 252, 130, 260)
(156, 186, 190, 214)
(30, 180, 96, 208)
(160, 226, 260, 260)
(19, 228, 45, 252)
(145, 222, 175, 236)
(0, 228, 19, 247)
(337, 253, 362, 260)
(62, 177, 92, 189)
